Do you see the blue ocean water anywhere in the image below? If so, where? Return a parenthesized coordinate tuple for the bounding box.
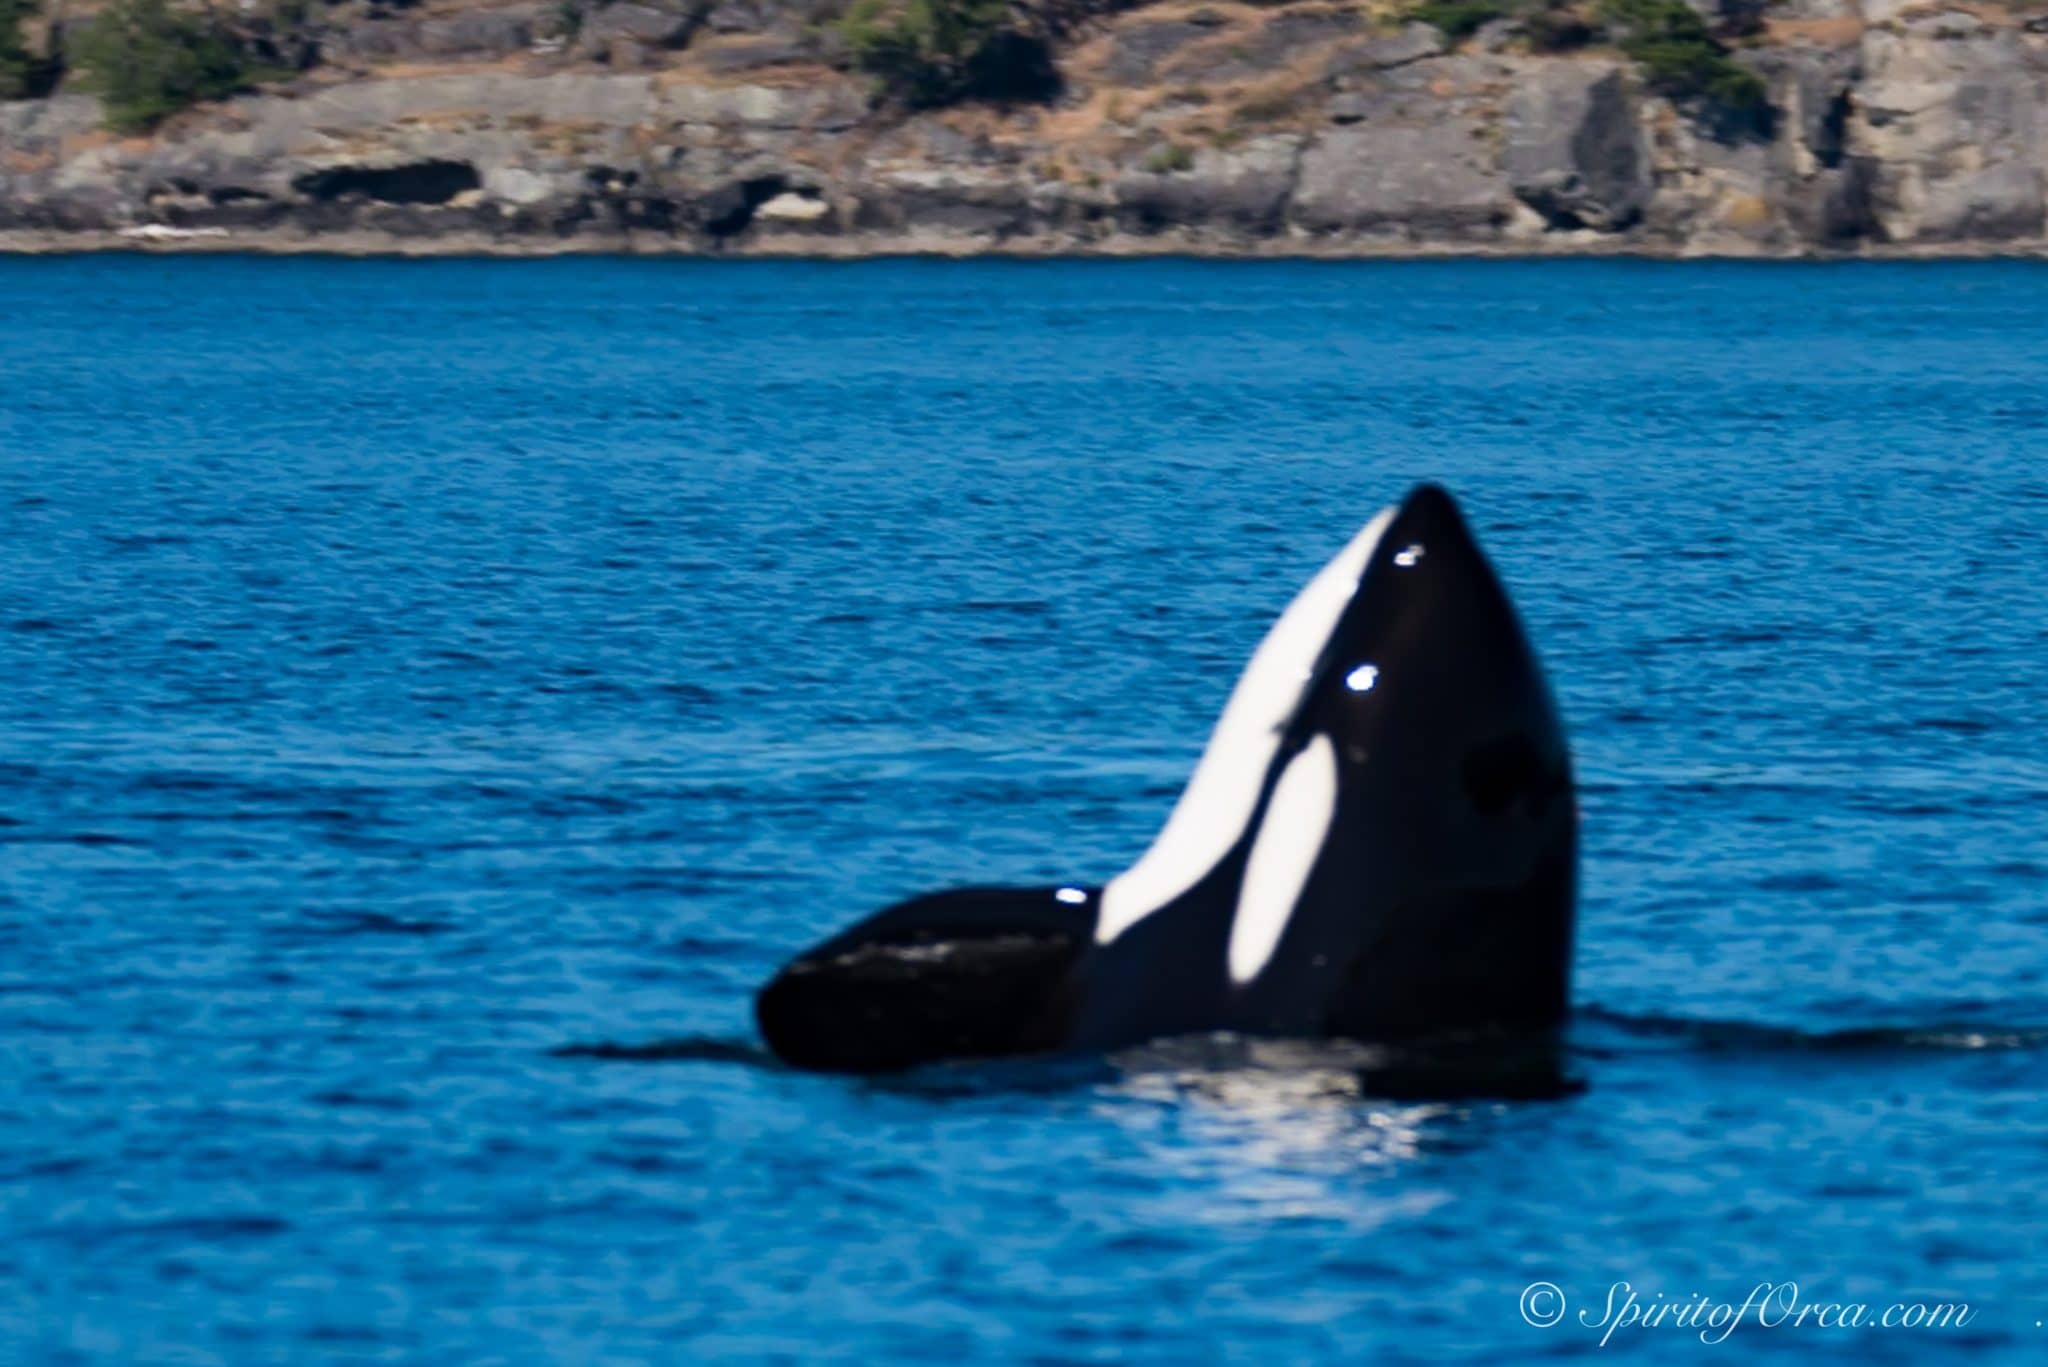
(1, 256, 2045, 1363)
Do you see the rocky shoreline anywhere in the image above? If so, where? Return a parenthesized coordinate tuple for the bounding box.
(9, 228, 2048, 257)
(4, 1, 2046, 259)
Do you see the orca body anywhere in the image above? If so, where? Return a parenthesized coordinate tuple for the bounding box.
(757, 485, 1576, 1074)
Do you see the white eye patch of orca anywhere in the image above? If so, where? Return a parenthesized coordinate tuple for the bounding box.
(1227, 733, 1338, 985)
(1095, 505, 1395, 946)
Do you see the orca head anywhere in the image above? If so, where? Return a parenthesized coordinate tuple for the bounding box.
(754, 483, 1576, 1075)
(1076, 483, 1577, 1049)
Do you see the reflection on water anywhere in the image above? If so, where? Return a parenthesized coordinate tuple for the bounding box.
(1093, 1036, 1531, 1228)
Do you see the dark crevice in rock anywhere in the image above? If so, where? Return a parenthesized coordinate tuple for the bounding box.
(1693, 92, 1777, 147)
(1525, 196, 1587, 233)
(963, 31, 1063, 105)
(1508, 68, 1652, 234)
(1831, 158, 1880, 242)
(1801, 156, 1880, 245)
(1814, 88, 1850, 170)
(1566, 75, 1646, 231)
(702, 174, 787, 236)
(291, 160, 481, 205)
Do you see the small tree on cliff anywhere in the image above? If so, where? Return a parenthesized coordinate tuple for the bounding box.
(1597, 0, 1766, 113)
(72, 0, 266, 134)
(1, 0, 49, 100)
(838, 0, 1060, 109)
(1408, 0, 1769, 133)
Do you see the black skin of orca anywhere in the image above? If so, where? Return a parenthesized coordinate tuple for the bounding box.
(756, 485, 1577, 1075)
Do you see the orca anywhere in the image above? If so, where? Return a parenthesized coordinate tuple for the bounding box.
(756, 484, 1576, 1075)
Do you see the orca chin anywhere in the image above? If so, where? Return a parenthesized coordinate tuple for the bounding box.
(757, 484, 1578, 1076)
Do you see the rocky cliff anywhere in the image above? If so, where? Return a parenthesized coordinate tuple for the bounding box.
(2, 0, 2046, 255)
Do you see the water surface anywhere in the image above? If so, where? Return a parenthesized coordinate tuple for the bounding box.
(2, 257, 2045, 1362)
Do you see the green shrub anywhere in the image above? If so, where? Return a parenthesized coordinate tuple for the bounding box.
(1408, 0, 1513, 41)
(73, 0, 269, 133)
(1407, 0, 1768, 123)
(1, 0, 42, 99)
(1521, 2, 1598, 51)
(838, 0, 1057, 108)
(1142, 142, 1194, 174)
(1596, 0, 1765, 110)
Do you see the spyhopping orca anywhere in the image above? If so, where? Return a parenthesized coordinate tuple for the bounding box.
(757, 484, 1576, 1074)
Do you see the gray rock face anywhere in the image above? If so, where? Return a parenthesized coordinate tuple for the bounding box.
(1779, 44, 1859, 170)
(6, 2, 2048, 256)
(853, 172, 1038, 240)
(699, 37, 814, 72)
(321, 6, 545, 65)
(1911, 159, 2044, 241)
(1739, 42, 1872, 245)
(1506, 63, 1652, 231)
(1326, 21, 1444, 77)
(1293, 123, 1507, 237)
(579, 2, 707, 65)
(1856, 19, 2046, 243)
(1116, 135, 1302, 233)
(1470, 18, 1520, 55)
(418, 9, 542, 58)
(1176, 9, 1364, 83)
(1100, 21, 1214, 85)
(703, 0, 782, 31)
(700, 0, 833, 35)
